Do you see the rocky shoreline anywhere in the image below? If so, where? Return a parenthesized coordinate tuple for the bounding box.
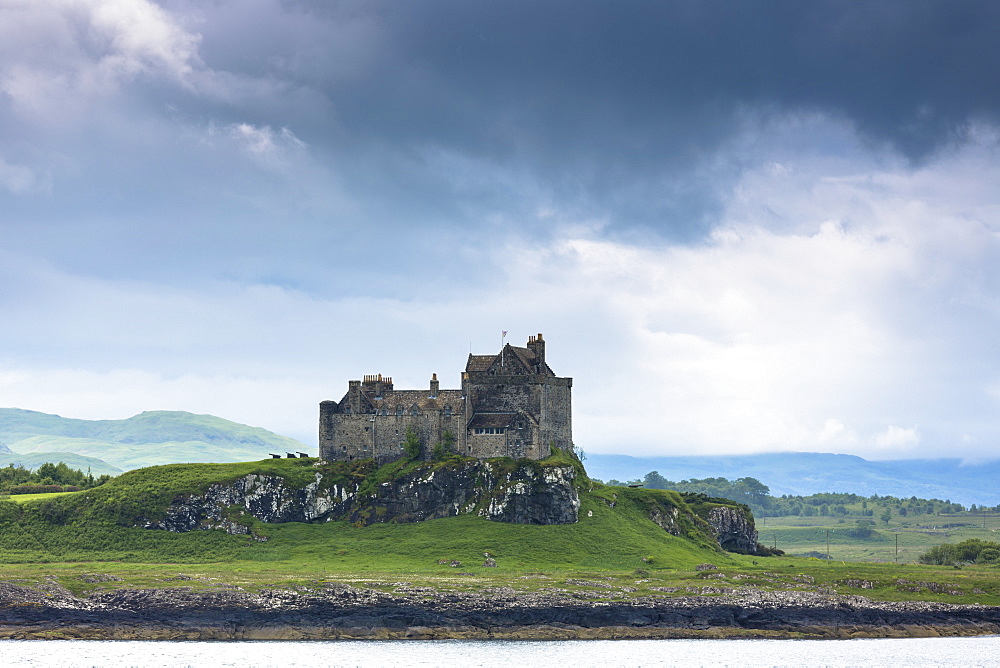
(1, 579, 998, 641)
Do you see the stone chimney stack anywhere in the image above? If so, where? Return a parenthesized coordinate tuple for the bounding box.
(527, 332, 545, 368)
(430, 373, 439, 398)
(348, 380, 361, 413)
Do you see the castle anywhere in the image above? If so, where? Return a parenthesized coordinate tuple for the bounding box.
(319, 333, 572, 463)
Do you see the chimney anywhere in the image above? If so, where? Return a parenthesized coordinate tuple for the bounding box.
(527, 332, 545, 368)
(430, 373, 439, 398)
(348, 380, 361, 413)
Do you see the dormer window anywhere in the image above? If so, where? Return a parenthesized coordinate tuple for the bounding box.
(396, 406, 404, 416)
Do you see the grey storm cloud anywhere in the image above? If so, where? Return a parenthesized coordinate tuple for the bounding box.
(141, 0, 1000, 248)
(7, 0, 1000, 278)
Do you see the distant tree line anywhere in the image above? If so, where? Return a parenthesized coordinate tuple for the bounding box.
(601, 472, 972, 518)
(0, 462, 112, 495)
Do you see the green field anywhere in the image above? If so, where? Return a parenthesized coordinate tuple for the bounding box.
(760, 511, 1000, 563)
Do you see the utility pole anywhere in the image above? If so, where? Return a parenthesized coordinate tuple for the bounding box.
(895, 533, 898, 563)
(826, 529, 830, 560)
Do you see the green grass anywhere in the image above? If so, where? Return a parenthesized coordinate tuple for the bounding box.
(0, 458, 728, 571)
(8, 491, 77, 504)
(759, 511, 1000, 563)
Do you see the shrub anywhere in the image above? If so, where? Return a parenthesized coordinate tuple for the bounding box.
(919, 539, 1000, 565)
(403, 427, 423, 460)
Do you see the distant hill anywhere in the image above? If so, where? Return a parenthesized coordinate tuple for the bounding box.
(585, 452, 1000, 507)
(0, 409, 310, 471)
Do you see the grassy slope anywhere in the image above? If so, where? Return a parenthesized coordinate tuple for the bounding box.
(0, 456, 727, 571)
(0, 457, 994, 608)
(0, 408, 308, 470)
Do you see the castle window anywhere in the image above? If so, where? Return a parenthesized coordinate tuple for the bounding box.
(410, 406, 419, 416)
(444, 406, 452, 417)
(473, 427, 506, 435)
(396, 406, 404, 416)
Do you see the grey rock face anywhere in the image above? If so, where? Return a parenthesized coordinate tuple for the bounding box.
(145, 461, 579, 536)
(647, 503, 682, 536)
(707, 506, 759, 554)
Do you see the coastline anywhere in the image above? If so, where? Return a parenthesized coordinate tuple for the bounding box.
(1, 580, 998, 641)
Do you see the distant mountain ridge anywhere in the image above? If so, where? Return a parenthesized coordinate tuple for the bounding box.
(0, 408, 309, 472)
(585, 452, 1000, 507)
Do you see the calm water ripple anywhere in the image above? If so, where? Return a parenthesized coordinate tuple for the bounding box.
(0, 636, 998, 667)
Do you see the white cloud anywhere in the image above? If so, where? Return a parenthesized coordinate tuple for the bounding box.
(0, 0, 200, 114)
(0, 157, 47, 194)
(223, 122, 306, 168)
(873, 425, 920, 450)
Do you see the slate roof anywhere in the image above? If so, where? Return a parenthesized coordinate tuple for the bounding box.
(468, 413, 519, 429)
(468, 412, 539, 429)
(338, 389, 463, 413)
(465, 354, 495, 372)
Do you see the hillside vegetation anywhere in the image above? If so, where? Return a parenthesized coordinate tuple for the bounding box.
(0, 408, 308, 471)
(612, 474, 1000, 563)
(0, 455, 739, 571)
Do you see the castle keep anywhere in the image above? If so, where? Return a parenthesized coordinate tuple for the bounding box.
(319, 333, 572, 463)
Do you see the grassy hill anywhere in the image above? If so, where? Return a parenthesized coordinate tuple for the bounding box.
(0, 408, 309, 471)
(2, 457, 1000, 611)
(0, 456, 730, 571)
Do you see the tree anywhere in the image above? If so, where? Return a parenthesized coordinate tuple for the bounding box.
(850, 518, 877, 539)
(643, 471, 670, 489)
(403, 428, 422, 459)
(880, 508, 892, 524)
(433, 430, 456, 460)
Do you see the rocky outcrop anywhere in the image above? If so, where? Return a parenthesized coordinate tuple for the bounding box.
(647, 503, 682, 536)
(1, 579, 999, 640)
(706, 506, 758, 554)
(144, 460, 579, 535)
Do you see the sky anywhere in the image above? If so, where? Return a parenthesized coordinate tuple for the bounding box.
(3, 0, 1000, 460)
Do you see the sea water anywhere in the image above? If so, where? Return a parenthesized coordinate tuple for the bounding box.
(0, 637, 998, 667)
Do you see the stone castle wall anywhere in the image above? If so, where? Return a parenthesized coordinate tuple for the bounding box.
(319, 334, 572, 464)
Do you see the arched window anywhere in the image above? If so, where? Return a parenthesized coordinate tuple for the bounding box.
(396, 405, 404, 416)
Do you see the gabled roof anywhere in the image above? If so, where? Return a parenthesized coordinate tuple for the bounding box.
(466, 354, 495, 372)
